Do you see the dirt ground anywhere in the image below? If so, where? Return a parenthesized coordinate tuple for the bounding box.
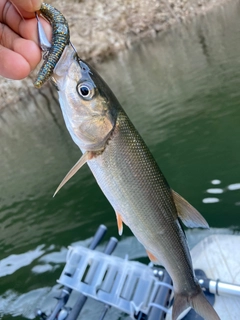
(0, 0, 236, 109)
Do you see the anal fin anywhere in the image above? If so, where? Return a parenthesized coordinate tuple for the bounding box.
(116, 212, 124, 236)
(146, 250, 158, 263)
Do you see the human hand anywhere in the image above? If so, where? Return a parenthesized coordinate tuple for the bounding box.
(0, 0, 51, 80)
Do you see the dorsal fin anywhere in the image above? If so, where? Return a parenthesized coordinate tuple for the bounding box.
(172, 190, 209, 229)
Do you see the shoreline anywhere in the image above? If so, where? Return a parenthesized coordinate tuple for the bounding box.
(41, 0, 236, 64)
(0, 0, 237, 110)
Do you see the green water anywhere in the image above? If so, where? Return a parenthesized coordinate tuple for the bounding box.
(1, 1, 240, 319)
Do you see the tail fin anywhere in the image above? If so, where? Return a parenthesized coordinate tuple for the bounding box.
(173, 287, 220, 320)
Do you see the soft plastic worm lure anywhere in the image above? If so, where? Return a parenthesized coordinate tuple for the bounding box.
(34, 3, 70, 88)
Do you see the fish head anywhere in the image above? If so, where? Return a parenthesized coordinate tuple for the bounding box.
(52, 45, 118, 151)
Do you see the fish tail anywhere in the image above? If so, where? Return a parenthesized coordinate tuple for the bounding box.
(173, 285, 220, 320)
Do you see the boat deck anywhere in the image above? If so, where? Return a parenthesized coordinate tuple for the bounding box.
(191, 234, 240, 319)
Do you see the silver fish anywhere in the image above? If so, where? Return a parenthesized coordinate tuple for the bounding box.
(35, 6, 220, 320)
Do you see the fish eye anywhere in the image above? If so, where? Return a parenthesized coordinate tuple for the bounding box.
(77, 81, 95, 100)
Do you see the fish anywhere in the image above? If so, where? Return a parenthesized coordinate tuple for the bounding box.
(35, 5, 220, 320)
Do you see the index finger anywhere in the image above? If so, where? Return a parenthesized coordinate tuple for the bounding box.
(10, 0, 42, 16)
(0, 0, 51, 44)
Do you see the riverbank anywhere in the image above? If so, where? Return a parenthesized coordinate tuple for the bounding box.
(49, 0, 232, 63)
(0, 0, 238, 109)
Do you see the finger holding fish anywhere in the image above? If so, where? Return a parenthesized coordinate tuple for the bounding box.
(0, 0, 51, 79)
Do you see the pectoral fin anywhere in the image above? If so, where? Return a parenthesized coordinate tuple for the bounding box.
(172, 190, 209, 229)
(53, 151, 94, 197)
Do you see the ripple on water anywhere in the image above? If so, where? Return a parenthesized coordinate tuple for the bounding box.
(211, 179, 221, 185)
(227, 183, 240, 191)
(206, 188, 224, 194)
(0, 245, 45, 277)
(202, 197, 220, 204)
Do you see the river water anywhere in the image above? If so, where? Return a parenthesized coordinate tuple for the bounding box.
(1, 1, 240, 319)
